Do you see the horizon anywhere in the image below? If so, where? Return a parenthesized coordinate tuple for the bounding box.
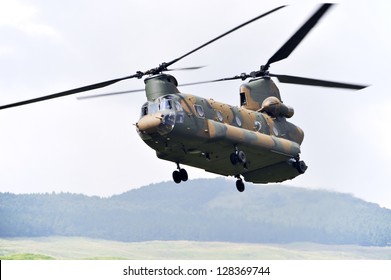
(2, 177, 389, 211)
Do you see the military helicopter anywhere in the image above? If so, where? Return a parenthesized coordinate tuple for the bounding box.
(0, 4, 367, 192)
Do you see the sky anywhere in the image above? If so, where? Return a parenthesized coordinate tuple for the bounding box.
(0, 0, 390, 208)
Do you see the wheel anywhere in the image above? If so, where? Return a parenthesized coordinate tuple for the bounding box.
(296, 160, 307, 174)
(172, 170, 182, 184)
(179, 168, 188, 182)
(230, 153, 238, 165)
(237, 150, 246, 164)
(236, 179, 245, 192)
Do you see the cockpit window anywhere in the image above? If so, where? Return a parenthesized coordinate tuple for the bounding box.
(141, 103, 148, 116)
(160, 99, 172, 110)
(140, 102, 158, 116)
(175, 101, 183, 112)
(140, 97, 176, 117)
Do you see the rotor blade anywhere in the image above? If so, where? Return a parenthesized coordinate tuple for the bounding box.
(78, 76, 245, 100)
(179, 76, 246, 87)
(265, 3, 334, 68)
(165, 66, 206, 72)
(270, 73, 368, 90)
(77, 88, 145, 100)
(164, 5, 286, 68)
(0, 74, 140, 110)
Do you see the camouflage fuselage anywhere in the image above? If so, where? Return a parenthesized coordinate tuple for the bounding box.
(136, 74, 305, 183)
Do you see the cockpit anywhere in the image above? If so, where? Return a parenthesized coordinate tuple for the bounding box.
(138, 96, 184, 137)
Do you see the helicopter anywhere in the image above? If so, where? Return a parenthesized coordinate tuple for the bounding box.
(0, 4, 367, 192)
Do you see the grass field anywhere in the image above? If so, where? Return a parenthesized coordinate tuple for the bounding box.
(1, 237, 391, 260)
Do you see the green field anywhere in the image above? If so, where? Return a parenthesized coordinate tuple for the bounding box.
(1, 237, 391, 260)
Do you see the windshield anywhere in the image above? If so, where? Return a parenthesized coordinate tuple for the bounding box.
(140, 97, 176, 117)
(141, 102, 159, 116)
(160, 99, 172, 110)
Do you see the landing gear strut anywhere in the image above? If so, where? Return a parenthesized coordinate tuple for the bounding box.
(172, 163, 188, 184)
(235, 175, 245, 192)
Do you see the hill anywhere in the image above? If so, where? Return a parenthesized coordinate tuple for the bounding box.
(1, 178, 391, 246)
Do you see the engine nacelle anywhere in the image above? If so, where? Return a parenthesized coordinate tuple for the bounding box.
(260, 96, 294, 118)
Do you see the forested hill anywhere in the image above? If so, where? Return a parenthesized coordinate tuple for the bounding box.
(1, 178, 391, 246)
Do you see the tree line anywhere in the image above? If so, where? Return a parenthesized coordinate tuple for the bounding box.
(1, 178, 391, 246)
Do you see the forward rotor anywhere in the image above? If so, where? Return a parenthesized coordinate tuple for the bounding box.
(0, 6, 285, 110)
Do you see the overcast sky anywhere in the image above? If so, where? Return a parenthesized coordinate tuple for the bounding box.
(1, 0, 390, 208)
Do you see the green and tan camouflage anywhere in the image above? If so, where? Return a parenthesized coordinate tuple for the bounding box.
(137, 74, 307, 190)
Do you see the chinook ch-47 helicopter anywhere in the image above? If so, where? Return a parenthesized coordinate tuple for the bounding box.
(0, 4, 367, 192)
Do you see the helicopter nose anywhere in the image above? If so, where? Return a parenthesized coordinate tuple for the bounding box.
(136, 114, 162, 134)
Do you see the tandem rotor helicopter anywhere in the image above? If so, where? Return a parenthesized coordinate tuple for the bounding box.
(0, 4, 367, 192)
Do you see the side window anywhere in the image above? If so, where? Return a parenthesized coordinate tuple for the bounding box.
(175, 101, 183, 112)
(273, 126, 279, 136)
(235, 115, 242, 127)
(175, 101, 185, 123)
(254, 121, 262, 132)
(216, 111, 224, 122)
(240, 92, 247, 106)
(194, 104, 205, 118)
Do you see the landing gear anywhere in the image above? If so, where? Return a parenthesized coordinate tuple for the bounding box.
(230, 146, 247, 192)
(235, 175, 245, 192)
(172, 163, 188, 184)
(230, 150, 246, 165)
(293, 157, 307, 174)
(230, 146, 247, 169)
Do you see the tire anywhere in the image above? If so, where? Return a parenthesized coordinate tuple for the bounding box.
(179, 168, 188, 182)
(296, 160, 307, 174)
(236, 180, 245, 192)
(230, 153, 238, 165)
(172, 170, 182, 184)
(237, 150, 246, 164)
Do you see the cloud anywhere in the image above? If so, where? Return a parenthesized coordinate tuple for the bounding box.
(0, 45, 14, 57)
(0, 0, 60, 39)
(358, 100, 391, 157)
